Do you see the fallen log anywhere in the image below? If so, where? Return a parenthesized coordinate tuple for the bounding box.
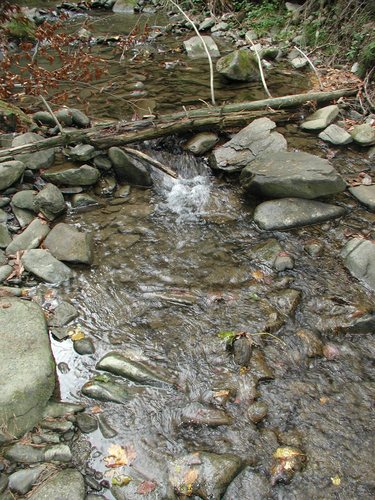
(0, 88, 357, 160)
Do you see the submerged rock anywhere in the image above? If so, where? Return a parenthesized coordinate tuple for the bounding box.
(300, 105, 340, 131)
(43, 401, 85, 419)
(81, 376, 143, 404)
(216, 49, 258, 81)
(223, 467, 271, 500)
(233, 336, 252, 366)
(341, 238, 375, 291)
(270, 446, 305, 485)
(11, 133, 55, 171)
(183, 35, 220, 59)
(318, 124, 353, 145)
(185, 132, 219, 155)
(76, 413, 98, 434)
(6, 218, 50, 255)
(74, 337, 96, 355)
(0, 160, 26, 191)
(44, 223, 93, 265)
(97, 413, 118, 438)
(22, 249, 73, 283)
(181, 403, 232, 426)
(253, 198, 346, 230)
(28, 468, 85, 500)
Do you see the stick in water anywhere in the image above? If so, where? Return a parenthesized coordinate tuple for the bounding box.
(40, 95, 64, 134)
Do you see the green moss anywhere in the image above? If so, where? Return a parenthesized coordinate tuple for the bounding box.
(5, 16, 36, 40)
(359, 40, 375, 76)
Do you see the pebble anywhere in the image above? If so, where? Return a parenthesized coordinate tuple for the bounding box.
(76, 413, 98, 434)
(233, 337, 252, 366)
(73, 337, 96, 355)
(97, 413, 118, 438)
(247, 401, 268, 423)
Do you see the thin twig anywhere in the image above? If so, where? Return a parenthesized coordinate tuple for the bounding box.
(247, 37, 272, 98)
(293, 45, 323, 91)
(39, 95, 64, 133)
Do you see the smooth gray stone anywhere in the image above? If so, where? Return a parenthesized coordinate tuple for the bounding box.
(33, 111, 56, 127)
(5, 218, 50, 256)
(43, 444, 72, 462)
(55, 108, 73, 126)
(43, 401, 85, 419)
(0, 298, 55, 441)
(223, 467, 271, 500)
(349, 185, 375, 210)
(11, 133, 55, 171)
(108, 147, 152, 187)
(0, 264, 12, 282)
(33, 183, 66, 220)
(71, 193, 98, 209)
(4, 444, 45, 464)
(42, 164, 100, 187)
(73, 338, 96, 355)
(300, 105, 340, 131)
(112, 0, 136, 13)
(199, 17, 215, 31)
(97, 413, 117, 438)
(28, 469, 85, 500)
(0, 161, 26, 191)
(76, 413, 98, 433)
(216, 49, 258, 81)
(70, 109, 91, 128)
(0, 224, 12, 249)
(291, 56, 307, 69)
(44, 223, 93, 264)
(250, 238, 283, 267)
(81, 376, 143, 404)
(254, 198, 346, 230)
(351, 124, 375, 146)
(8, 465, 46, 495)
(10, 204, 35, 227)
(68, 144, 96, 161)
(341, 238, 375, 291)
(185, 132, 218, 155)
(183, 35, 220, 59)
(0, 209, 6, 223)
(93, 155, 112, 171)
(0, 197, 10, 207)
(11, 190, 37, 211)
(318, 124, 353, 145)
(40, 420, 73, 432)
(22, 249, 73, 283)
(49, 301, 79, 327)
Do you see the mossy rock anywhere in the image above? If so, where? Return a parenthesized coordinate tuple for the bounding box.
(0, 100, 33, 132)
(5, 16, 36, 40)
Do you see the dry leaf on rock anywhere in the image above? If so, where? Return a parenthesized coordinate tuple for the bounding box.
(104, 444, 136, 468)
(137, 481, 157, 494)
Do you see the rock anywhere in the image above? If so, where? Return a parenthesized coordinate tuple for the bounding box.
(11, 189, 37, 211)
(28, 469, 85, 500)
(233, 337, 252, 366)
(95, 176, 117, 196)
(108, 147, 152, 187)
(11, 205, 35, 227)
(349, 185, 375, 210)
(169, 452, 242, 498)
(32, 111, 56, 127)
(51, 327, 70, 341)
(4, 444, 45, 463)
(199, 17, 215, 31)
(43, 444, 72, 462)
(42, 164, 100, 187)
(97, 413, 118, 438)
(33, 183, 66, 220)
(11, 133, 55, 171)
(183, 35, 220, 59)
(112, 0, 136, 13)
(41, 420, 73, 432)
(223, 467, 271, 500)
(185, 132, 218, 155)
(55, 108, 73, 126)
(81, 376, 143, 404)
(68, 144, 97, 162)
(0, 160, 26, 191)
(267, 289, 301, 316)
(254, 198, 346, 230)
(49, 301, 79, 327)
(44, 223, 93, 264)
(304, 239, 324, 257)
(295, 329, 323, 357)
(0, 264, 12, 281)
(72, 193, 98, 209)
(300, 105, 340, 131)
(74, 337, 96, 355)
(318, 124, 353, 145)
(250, 238, 283, 268)
(181, 403, 232, 426)
(241, 151, 346, 199)
(210, 118, 286, 173)
(22, 249, 73, 283)
(368, 145, 375, 159)
(0, 196, 10, 207)
(247, 401, 268, 423)
(0, 298, 55, 441)
(8, 466, 46, 495)
(341, 238, 375, 291)
(0, 473, 8, 494)
(93, 155, 112, 171)
(216, 49, 258, 82)
(351, 124, 375, 146)
(96, 351, 172, 387)
(70, 109, 90, 128)
(274, 254, 294, 271)
(43, 401, 85, 419)
(271, 447, 305, 484)
(291, 56, 307, 69)
(76, 413, 98, 433)
(211, 21, 229, 33)
(250, 350, 274, 381)
(0, 225, 12, 249)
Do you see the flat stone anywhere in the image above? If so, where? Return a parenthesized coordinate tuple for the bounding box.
(349, 185, 375, 210)
(217, 49, 258, 81)
(76, 413, 98, 433)
(81, 376, 143, 404)
(108, 147, 152, 187)
(33, 183, 66, 220)
(11, 133, 55, 171)
(210, 118, 287, 172)
(49, 301, 79, 327)
(43, 444, 72, 462)
(318, 124, 353, 145)
(341, 238, 375, 291)
(0, 160, 26, 191)
(183, 35, 220, 59)
(0, 264, 12, 282)
(301, 105, 340, 131)
(240, 151, 346, 199)
(254, 198, 346, 230)
(199, 17, 215, 31)
(41, 420, 73, 433)
(6, 218, 50, 255)
(22, 249, 73, 283)
(11, 190, 37, 211)
(44, 223, 93, 264)
(9, 465, 46, 495)
(72, 193, 98, 209)
(181, 403, 232, 426)
(4, 444, 45, 463)
(28, 469, 85, 500)
(291, 56, 307, 69)
(351, 124, 375, 146)
(43, 401, 85, 419)
(185, 132, 218, 155)
(0, 224, 12, 248)
(68, 144, 96, 161)
(11, 205, 35, 227)
(42, 164, 100, 187)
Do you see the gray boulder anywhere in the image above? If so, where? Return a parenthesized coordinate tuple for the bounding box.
(341, 238, 375, 291)
(70, 109, 91, 128)
(351, 124, 375, 146)
(291, 56, 308, 69)
(210, 117, 286, 172)
(55, 108, 73, 126)
(223, 467, 271, 500)
(81, 376, 142, 404)
(0, 298, 55, 441)
(11, 133, 55, 171)
(183, 35, 220, 59)
(33, 183, 66, 220)
(44, 223, 94, 264)
(0, 264, 12, 282)
(108, 147, 152, 187)
(68, 144, 96, 162)
(185, 132, 219, 155)
(10, 205, 34, 228)
(32, 111, 56, 127)
(0, 224, 12, 249)
(349, 185, 375, 210)
(240, 151, 346, 199)
(11, 190, 37, 211)
(22, 249, 73, 283)
(112, 0, 136, 13)
(300, 105, 340, 131)
(5, 218, 50, 256)
(216, 49, 258, 81)
(49, 301, 79, 327)
(9, 466, 47, 495)
(0, 160, 26, 191)
(318, 124, 353, 145)
(254, 198, 346, 230)
(42, 164, 100, 187)
(28, 469, 85, 500)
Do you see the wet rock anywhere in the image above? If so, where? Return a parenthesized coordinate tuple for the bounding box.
(210, 118, 287, 173)
(81, 376, 143, 404)
(0, 298, 55, 441)
(267, 289, 301, 317)
(341, 238, 375, 291)
(318, 124, 353, 145)
(11, 133, 55, 171)
(270, 447, 305, 484)
(4, 444, 45, 463)
(5, 218, 50, 255)
(97, 413, 118, 438)
(42, 164, 100, 187)
(185, 132, 219, 155)
(250, 350, 274, 380)
(169, 451, 242, 498)
(249, 238, 283, 268)
(41, 419, 73, 433)
(10, 204, 35, 227)
(74, 337, 96, 355)
(55, 108, 73, 126)
(112, 0, 136, 13)
(44, 223, 93, 264)
(254, 198, 346, 230)
(95, 176, 117, 196)
(43, 401, 85, 419)
(0, 226, 12, 249)
(44, 444, 72, 462)
(0, 473, 8, 494)
(94, 155, 112, 171)
(8, 466, 46, 495)
(70, 109, 90, 128)
(296, 329, 323, 357)
(49, 301, 79, 327)
(233, 336, 252, 366)
(108, 147, 153, 187)
(241, 151, 346, 199)
(0, 160, 26, 191)
(349, 185, 375, 210)
(0, 197, 10, 207)
(223, 467, 271, 500)
(33, 183, 66, 220)
(72, 193, 98, 209)
(351, 124, 375, 146)
(183, 35, 220, 59)
(300, 105, 340, 131)
(33, 111, 56, 127)
(76, 413, 98, 433)
(304, 239, 324, 257)
(68, 144, 97, 162)
(274, 253, 294, 271)
(51, 327, 70, 340)
(28, 468, 85, 500)
(0, 264, 12, 282)
(181, 403, 232, 426)
(11, 189, 37, 211)
(114, 184, 131, 198)
(216, 49, 258, 81)
(247, 401, 268, 423)
(96, 351, 172, 387)
(22, 249, 73, 283)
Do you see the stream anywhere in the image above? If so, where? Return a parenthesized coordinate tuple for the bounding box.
(8, 2, 375, 499)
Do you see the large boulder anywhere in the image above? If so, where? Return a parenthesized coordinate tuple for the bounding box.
(183, 35, 220, 59)
(5, 218, 50, 256)
(108, 147, 152, 187)
(0, 160, 26, 191)
(42, 164, 100, 187)
(300, 105, 340, 131)
(341, 238, 375, 291)
(11, 133, 55, 171)
(351, 124, 375, 146)
(318, 124, 353, 145)
(112, 0, 136, 13)
(349, 185, 375, 211)
(0, 298, 55, 442)
(240, 151, 346, 199)
(33, 183, 66, 220)
(210, 118, 286, 173)
(216, 49, 258, 81)
(253, 198, 346, 230)
(22, 249, 73, 284)
(44, 223, 93, 264)
(28, 469, 85, 500)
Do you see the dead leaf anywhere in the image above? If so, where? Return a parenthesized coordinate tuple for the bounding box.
(91, 405, 103, 414)
(331, 475, 341, 486)
(1, 303, 11, 308)
(104, 444, 136, 468)
(252, 270, 265, 281)
(137, 481, 157, 494)
(184, 469, 198, 485)
(68, 326, 85, 341)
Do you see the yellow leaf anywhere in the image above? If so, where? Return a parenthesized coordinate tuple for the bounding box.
(252, 270, 265, 281)
(331, 475, 341, 486)
(68, 326, 85, 341)
(184, 468, 198, 485)
(273, 447, 304, 460)
(104, 444, 136, 468)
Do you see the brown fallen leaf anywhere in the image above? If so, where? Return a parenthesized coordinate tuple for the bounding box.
(91, 405, 103, 414)
(104, 444, 136, 468)
(137, 480, 157, 494)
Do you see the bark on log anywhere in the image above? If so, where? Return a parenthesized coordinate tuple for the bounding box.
(0, 88, 357, 160)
